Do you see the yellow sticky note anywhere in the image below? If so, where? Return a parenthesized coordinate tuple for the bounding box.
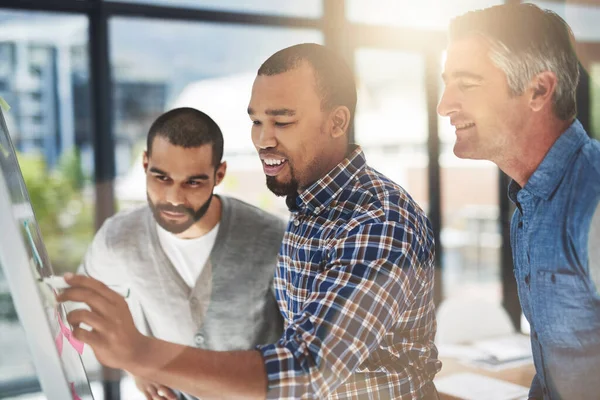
(0, 96, 10, 111)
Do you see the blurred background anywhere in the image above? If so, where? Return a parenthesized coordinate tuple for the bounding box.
(0, 0, 598, 399)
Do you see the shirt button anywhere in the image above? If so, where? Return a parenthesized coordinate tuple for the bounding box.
(194, 333, 205, 346)
(543, 387, 548, 395)
(314, 206, 320, 214)
(533, 331, 538, 340)
(293, 219, 300, 227)
(551, 274, 556, 284)
(524, 274, 530, 285)
(518, 221, 523, 228)
(190, 297, 199, 307)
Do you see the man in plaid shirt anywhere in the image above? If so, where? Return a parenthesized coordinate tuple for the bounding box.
(249, 43, 441, 399)
(60, 43, 441, 399)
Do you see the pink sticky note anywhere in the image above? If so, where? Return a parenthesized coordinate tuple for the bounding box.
(55, 331, 64, 356)
(58, 312, 85, 355)
(70, 382, 82, 400)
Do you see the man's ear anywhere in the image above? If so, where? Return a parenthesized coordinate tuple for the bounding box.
(528, 71, 558, 113)
(214, 161, 227, 186)
(329, 106, 351, 139)
(143, 151, 149, 172)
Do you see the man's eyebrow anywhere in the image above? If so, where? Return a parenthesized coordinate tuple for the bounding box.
(266, 108, 296, 116)
(149, 167, 209, 181)
(246, 107, 296, 117)
(442, 70, 484, 83)
(149, 167, 168, 175)
(186, 174, 209, 180)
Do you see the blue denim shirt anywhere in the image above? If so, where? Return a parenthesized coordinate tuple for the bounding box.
(508, 120, 600, 400)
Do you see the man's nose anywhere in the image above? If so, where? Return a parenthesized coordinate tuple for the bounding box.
(165, 185, 185, 206)
(254, 125, 277, 149)
(437, 86, 460, 117)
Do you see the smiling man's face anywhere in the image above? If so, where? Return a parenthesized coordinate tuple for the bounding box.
(248, 62, 332, 197)
(438, 36, 530, 161)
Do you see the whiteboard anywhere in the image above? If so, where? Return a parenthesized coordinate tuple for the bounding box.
(0, 106, 94, 399)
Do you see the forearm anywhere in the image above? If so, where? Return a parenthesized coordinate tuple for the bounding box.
(125, 337, 267, 400)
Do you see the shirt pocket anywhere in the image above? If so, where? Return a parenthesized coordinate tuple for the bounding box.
(535, 270, 600, 347)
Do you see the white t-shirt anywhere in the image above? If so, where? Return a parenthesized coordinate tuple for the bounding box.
(156, 222, 220, 288)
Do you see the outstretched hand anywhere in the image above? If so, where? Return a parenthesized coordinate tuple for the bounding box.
(57, 273, 149, 371)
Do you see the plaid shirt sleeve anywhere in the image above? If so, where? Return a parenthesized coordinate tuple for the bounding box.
(257, 219, 431, 399)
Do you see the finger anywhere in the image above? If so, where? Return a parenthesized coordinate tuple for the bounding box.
(57, 288, 114, 317)
(137, 385, 152, 400)
(135, 383, 152, 400)
(156, 386, 178, 400)
(146, 384, 160, 399)
(63, 273, 122, 304)
(67, 309, 107, 334)
(71, 325, 101, 346)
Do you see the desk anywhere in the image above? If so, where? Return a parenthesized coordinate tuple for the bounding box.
(435, 357, 535, 400)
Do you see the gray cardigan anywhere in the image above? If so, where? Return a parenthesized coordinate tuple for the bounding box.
(80, 195, 285, 355)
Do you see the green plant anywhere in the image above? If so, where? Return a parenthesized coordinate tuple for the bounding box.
(17, 148, 94, 274)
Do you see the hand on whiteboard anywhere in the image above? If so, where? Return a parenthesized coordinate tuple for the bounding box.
(57, 273, 149, 371)
(134, 375, 178, 400)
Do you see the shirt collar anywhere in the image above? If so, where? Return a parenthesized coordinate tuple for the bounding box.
(507, 179, 521, 204)
(287, 145, 366, 214)
(509, 119, 589, 202)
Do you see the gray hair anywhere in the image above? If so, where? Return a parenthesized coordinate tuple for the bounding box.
(450, 4, 579, 121)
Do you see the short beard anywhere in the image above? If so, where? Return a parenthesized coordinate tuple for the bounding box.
(266, 175, 299, 197)
(148, 192, 213, 234)
(264, 124, 334, 197)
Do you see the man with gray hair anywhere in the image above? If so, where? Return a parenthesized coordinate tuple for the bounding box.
(438, 4, 600, 399)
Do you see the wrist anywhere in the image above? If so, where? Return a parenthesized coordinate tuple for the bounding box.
(123, 334, 155, 376)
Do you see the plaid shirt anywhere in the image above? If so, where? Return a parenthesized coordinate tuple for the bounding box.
(258, 146, 441, 399)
